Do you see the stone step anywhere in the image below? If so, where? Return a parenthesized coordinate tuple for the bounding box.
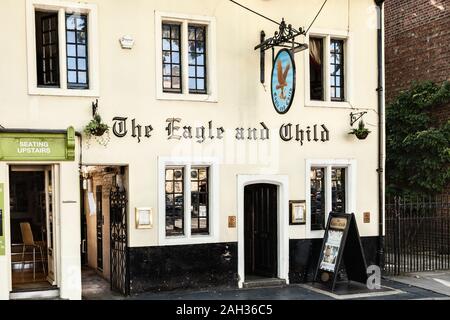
(243, 278, 286, 289)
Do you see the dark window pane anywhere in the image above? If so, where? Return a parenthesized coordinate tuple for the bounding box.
(162, 23, 182, 93)
(166, 167, 184, 236)
(309, 37, 324, 101)
(188, 25, 207, 94)
(311, 168, 325, 230)
(35, 11, 60, 87)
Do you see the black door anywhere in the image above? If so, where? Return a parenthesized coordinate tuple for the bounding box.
(96, 185, 103, 271)
(244, 184, 278, 278)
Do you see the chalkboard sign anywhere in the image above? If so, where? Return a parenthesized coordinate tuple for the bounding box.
(314, 212, 368, 291)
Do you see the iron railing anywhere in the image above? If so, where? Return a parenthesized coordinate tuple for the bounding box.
(384, 193, 450, 275)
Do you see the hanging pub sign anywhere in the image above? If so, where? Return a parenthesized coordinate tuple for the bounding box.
(314, 212, 368, 292)
(271, 49, 296, 114)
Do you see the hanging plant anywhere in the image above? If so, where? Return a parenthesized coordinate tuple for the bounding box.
(349, 120, 371, 140)
(84, 113, 110, 147)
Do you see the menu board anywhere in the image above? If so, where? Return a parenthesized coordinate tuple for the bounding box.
(314, 212, 368, 291)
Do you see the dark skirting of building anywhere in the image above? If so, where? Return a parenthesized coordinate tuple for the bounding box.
(127, 237, 379, 293)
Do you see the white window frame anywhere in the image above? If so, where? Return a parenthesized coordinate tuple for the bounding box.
(304, 29, 351, 108)
(26, 0, 99, 97)
(155, 11, 218, 103)
(158, 156, 219, 245)
(305, 159, 357, 239)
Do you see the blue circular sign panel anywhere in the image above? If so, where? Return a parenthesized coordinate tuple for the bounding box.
(271, 49, 296, 114)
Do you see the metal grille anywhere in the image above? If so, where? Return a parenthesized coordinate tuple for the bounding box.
(110, 188, 129, 295)
(384, 193, 450, 275)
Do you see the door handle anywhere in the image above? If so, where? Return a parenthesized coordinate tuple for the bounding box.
(82, 239, 87, 253)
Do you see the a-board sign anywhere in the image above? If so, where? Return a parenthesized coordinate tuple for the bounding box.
(314, 212, 368, 291)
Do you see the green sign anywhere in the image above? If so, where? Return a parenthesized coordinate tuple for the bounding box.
(0, 127, 75, 161)
(0, 183, 4, 256)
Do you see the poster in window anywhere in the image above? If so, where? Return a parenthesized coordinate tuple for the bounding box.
(319, 230, 343, 272)
(199, 205, 207, 217)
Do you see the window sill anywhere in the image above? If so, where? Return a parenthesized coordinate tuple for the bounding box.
(157, 92, 218, 103)
(28, 87, 99, 98)
(305, 100, 352, 109)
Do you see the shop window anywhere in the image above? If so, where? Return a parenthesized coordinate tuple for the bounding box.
(162, 23, 182, 93)
(165, 167, 185, 236)
(26, 0, 98, 96)
(66, 14, 89, 89)
(309, 164, 349, 231)
(188, 25, 207, 94)
(190, 167, 209, 235)
(309, 37, 324, 101)
(330, 39, 345, 101)
(35, 11, 60, 87)
(156, 12, 217, 102)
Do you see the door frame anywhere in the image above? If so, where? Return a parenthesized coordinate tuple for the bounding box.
(237, 175, 289, 288)
(6, 163, 61, 292)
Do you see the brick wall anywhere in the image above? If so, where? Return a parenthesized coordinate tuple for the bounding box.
(385, 0, 450, 121)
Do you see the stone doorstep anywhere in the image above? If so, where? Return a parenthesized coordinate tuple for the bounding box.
(242, 278, 287, 289)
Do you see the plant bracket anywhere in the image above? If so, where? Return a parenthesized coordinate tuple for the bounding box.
(350, 111, 368, 126)
(255, 18, 308, 84)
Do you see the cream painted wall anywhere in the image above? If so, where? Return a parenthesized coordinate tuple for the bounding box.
(0, 0, 382, 254)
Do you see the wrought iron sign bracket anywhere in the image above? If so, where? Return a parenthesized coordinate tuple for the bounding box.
(255, 18, 308, 84)
(350, 111, 368, 126)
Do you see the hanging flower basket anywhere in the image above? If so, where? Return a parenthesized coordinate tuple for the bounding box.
(349, 120, 371, 140)
(84, 114, 110, 146)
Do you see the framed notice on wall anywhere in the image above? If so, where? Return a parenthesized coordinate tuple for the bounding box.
(135, 207, 153, 229)
(289, 200, 306, 225)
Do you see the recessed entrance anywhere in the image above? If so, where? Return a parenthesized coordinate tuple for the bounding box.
(244, 183, 278, 279)
(80, 165, 129, 297)
(9, 165, 57, 292)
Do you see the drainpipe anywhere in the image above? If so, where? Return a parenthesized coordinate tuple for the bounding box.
(375, 0, 385, 269)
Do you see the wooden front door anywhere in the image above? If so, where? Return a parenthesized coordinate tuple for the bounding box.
(244, 184, 278, 278)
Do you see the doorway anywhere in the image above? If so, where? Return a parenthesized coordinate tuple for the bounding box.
(244, 183, 278, 279)
(80, 165, 129, 297)
(9, 165, 57, 291)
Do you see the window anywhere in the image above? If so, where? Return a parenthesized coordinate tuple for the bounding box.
(310, 168, 325, 230)
(309, 37, 324, 101)
(165, 167, 185, 236)
(159, 157, 219, 245)
(66, 14, 88, 89)
(162, 23, 182, 93)
(305, 33, 347, 106)
(330, 39, 344, 101)
(307, 160, 355, 235)
(155, 12, 217, 102)
(26, 0, 98, 96)
(35, 11, 60, 87)
(190, 167, 209, 234)
(188, 25, 207, 94)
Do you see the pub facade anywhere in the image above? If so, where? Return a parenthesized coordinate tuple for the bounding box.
(0, 0, 385, 299)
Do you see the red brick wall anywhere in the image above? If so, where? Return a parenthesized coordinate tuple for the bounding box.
(385, 0, 450, 120)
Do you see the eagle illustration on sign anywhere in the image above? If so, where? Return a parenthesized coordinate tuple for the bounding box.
(271, 49, 296, 114)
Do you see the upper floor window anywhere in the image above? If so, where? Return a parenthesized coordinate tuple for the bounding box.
(155, 12, 217, 102)
(306, 33, 347, 106)
(26, 0, 98, 96)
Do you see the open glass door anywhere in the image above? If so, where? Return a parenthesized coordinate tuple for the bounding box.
(45, 167, 56, 285)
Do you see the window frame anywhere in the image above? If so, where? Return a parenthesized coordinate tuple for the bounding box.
(158, 157, 219, 246)
(155, 11, 218, 103)
(305, 159, 356, 239)
(26, 0, 99, 97)
(304, 29, 350, 108)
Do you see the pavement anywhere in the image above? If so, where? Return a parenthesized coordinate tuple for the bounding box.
(81, 267, 450, 300)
